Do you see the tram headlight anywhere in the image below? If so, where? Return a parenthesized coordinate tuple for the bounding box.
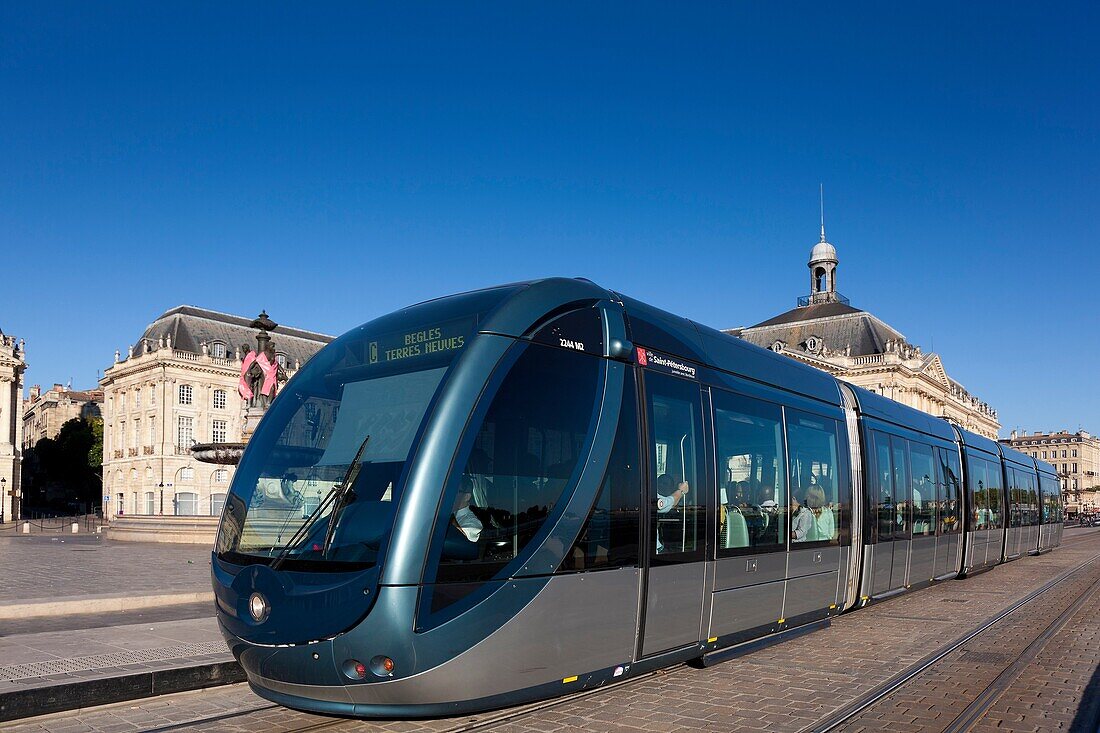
(248, 592, 269, 623)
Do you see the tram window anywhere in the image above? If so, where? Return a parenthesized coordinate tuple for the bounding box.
(646, 372, 705, 558)
(432, 342, 601, 588)
(873, 432, 894, 542)
(785, 411, 841, 544)
(1007, 469, 1023, 528)
(909, 443, 936, 536)
(938, 448, 962, 534)
(968, 457, 992, 530)
(560, 369, 640, 572)
(891, 436, 911, 538)
(714, 390, 787, 554)
(984, 459, 1003, 528)
(1024, 472, 1039, 527)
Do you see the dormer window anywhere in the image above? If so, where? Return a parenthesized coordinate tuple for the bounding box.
(210, 341, 227, 359)
(275, 352, 288, 368)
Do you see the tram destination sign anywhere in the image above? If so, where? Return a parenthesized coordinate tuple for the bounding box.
(368, 316, 474, 366)
(636, 347, 698, 379)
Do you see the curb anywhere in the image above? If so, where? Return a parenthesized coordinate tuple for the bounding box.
(0, 661, 246, 723)
(0, 592, 214, 620)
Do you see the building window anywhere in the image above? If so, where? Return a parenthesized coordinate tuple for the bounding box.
(134, 390, 141, 409)
(149, 421, 156, 445)
(174, 492, 198, 516)
(1042, 451, 1047, 459)
(1073, 463, 1078, 473)
(1062, 450, 1067, 458)
(213, 389, 227, 410)
(1072, 449, 1078, 458)
(177, 416, 193, 448)
(178, 384, 193, 405)
(150, 385, 156, 406)
(180, 466, 194, 482)
(214, 468, 228, 484)
(275, 352, 288, 368)
(132, 419, 141, 450)
(1072, 479, 1078, 490)
(1062, 464, 1068, 473)
(120, 392, 126, 411)
(210, 493, 227, 516)
(211, 341, 227, 359)
(144, 492, 156, 515)
(212, 420, 227, 444)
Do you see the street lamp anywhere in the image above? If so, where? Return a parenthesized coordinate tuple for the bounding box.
(1, 477, 6, 523)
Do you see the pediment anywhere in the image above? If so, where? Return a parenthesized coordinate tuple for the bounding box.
(919, 354, 951, 388)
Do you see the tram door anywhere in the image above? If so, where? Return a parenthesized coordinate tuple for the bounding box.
(639, 371, 707, 658)
(889, 437, 912, 588)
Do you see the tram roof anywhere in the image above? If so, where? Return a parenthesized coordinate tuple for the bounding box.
(844, 382, 958, 443)
(460, 277, 845, 406)
(957, 426, 1001, 457)
(999, 442, 1036, 469)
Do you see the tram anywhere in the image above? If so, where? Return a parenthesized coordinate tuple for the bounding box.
(212, 278, 1063, 717)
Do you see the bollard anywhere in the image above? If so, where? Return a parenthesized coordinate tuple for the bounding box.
(71, 522, 79, 534)
(22, 522, 29, 534)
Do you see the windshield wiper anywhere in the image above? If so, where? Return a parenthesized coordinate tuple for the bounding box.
(321, 435, 371, 555)
(269, 434, 371, 570)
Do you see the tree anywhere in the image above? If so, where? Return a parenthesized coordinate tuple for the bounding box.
(87, 416, 103, 472)
(20, 417, 101, 515)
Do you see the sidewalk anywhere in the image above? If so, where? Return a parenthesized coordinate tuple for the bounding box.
(0, 536, 239, 722)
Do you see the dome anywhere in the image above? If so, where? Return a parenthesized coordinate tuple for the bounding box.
(809, 240, 837, 264)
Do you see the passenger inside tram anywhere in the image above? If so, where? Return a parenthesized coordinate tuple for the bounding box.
(790, 490, 813, 542)
(655, 472, 690, 553)
(806, 485, 834, 541)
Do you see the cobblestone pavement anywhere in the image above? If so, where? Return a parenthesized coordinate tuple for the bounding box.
(0, 536, 212, 602)
(7, 527, 1100, 733)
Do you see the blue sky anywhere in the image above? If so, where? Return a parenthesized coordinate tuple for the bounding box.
(1, 3, 1096, 437)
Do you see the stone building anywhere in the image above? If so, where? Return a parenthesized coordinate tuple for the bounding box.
(100, 306, 331, 520)
(0, 329, 27, 522)
(22, 384, 103, 450)
(1002, 430, 1100, 517)
(730, 224, 1000, 439)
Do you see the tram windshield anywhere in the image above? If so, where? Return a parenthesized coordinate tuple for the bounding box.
(215, 286, 518, 569)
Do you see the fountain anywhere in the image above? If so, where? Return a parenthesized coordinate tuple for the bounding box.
(191, 310, 286, 467)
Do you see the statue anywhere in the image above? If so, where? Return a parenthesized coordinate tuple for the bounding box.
(237, 312, 288, 409)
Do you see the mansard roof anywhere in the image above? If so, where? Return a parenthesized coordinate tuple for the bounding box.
(739, 304, 905, 358)
(750, 301, 862, 328)
(134, 305, 333, 365)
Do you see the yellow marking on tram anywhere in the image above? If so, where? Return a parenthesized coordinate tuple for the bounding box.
(562, 675, 578, 684)
(708, 637, 718, 643)
(777, 618, 785, 624)
(829, 604, 837, 609)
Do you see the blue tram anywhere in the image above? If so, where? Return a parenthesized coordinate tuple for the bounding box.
(211, 278, 1063, 717)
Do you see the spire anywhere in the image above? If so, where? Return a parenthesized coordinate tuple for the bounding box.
(819, 183, 826, 243)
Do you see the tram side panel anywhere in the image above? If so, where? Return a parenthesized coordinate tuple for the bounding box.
(704, 369, 847, 644)
(855, 418, 961, 602)
(1035, 466, 1062, 553)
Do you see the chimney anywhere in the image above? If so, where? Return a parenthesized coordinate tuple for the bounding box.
(1010, 429, 1018, 440)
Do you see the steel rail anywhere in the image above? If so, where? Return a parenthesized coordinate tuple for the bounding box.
(940, 574, 1100, 732)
